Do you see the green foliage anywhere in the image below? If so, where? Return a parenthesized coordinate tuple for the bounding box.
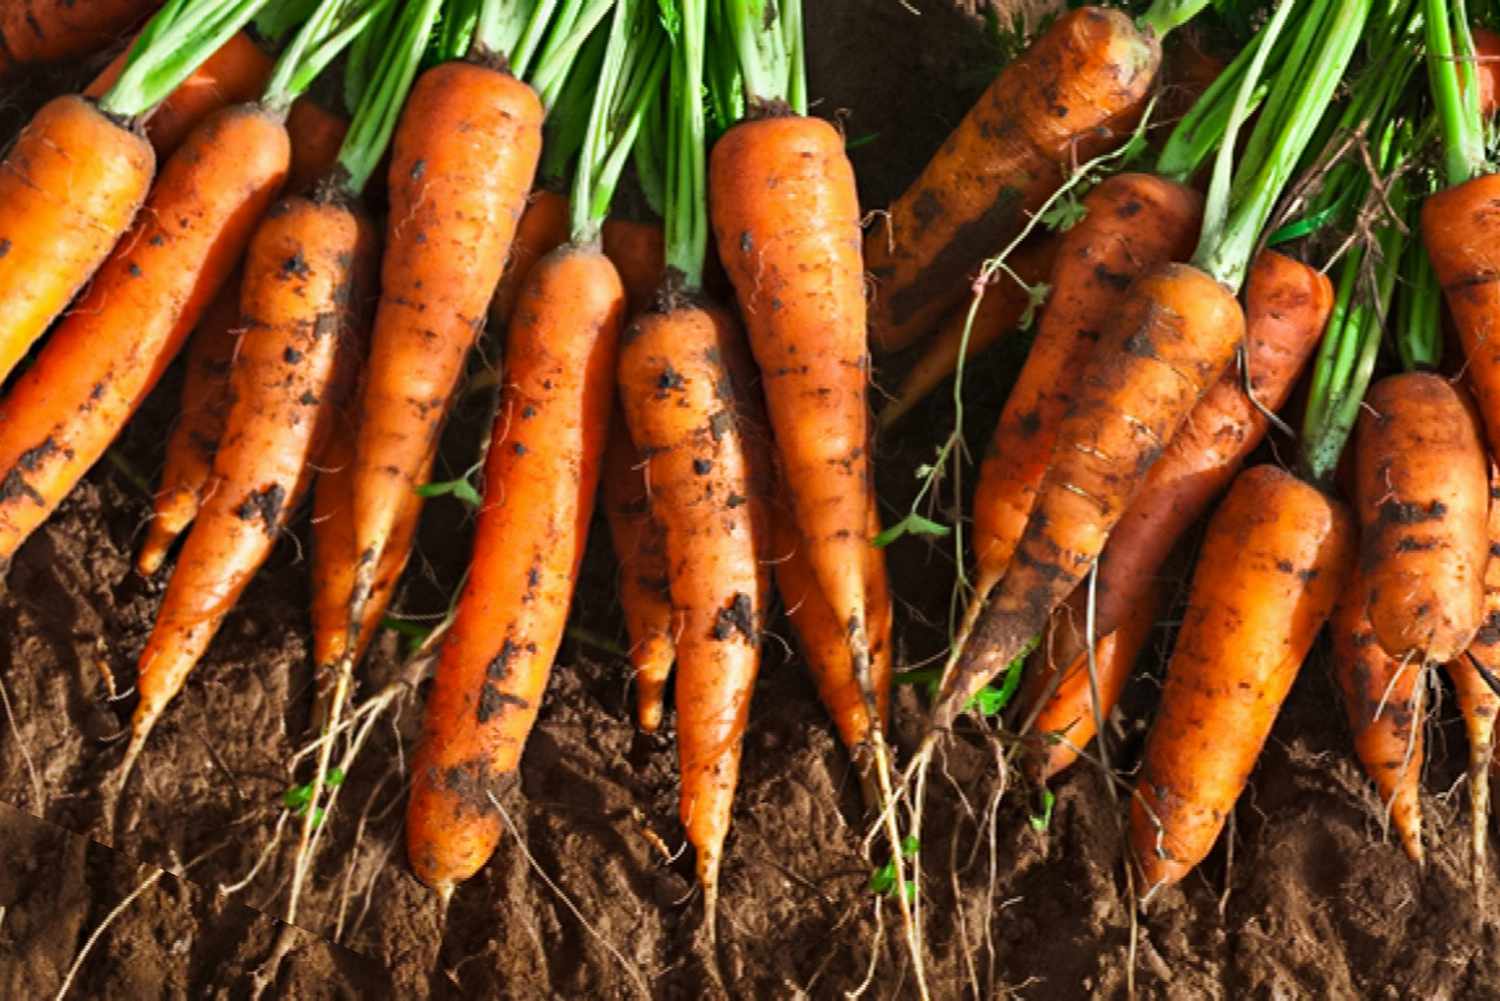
(415, 476, 482, 508)
(868, 835, 920, 898)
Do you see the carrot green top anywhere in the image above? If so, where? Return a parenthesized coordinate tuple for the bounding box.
(1428, 0, 1491, 185)
(98, 0, 275, 118)
(719, 0, 805, 115)
(259, 0, 395, 115)
(470, 0, 614, 109)
(664, 0, 709, 289)
(1137, 0, 1214, 38)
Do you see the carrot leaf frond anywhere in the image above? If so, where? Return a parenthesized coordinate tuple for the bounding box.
(262, 0, 399, 115)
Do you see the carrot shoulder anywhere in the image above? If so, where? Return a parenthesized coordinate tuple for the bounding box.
(1129, 464, 1354, 897)
(864, 8, 1159, 352)
(406, 245, 622, 894)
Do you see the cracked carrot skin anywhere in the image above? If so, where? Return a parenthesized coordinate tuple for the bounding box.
(406, 245, 623, 894)
(0, 103, 288, 570)
(1355, 373, 1487, 664)
(351, 62, 543, 627)
(937, 262, 1244, 727)
(0, 0, 156, 76)
(864, 7, 1160, 353)
(0, 95, 155, 386)
(1331, 566, 1425, 864)
(710, 112, 873, 697)
(1129, 464, 1355, 896)
(617, 297, 766, 906)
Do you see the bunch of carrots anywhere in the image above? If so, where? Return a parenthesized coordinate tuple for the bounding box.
(14, 0, 1500, 947)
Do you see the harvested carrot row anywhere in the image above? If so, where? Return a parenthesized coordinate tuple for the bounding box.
(1130, 464, 1355, 897)
(863, 4, 1190, 352)
(406, 0, 660, 898)
(0, 0, 157, 77)
(1331, 567, 1426, 864)
(877, 236, 1057, 430)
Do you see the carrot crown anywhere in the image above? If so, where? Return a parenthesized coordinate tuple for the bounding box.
(720, 0, 806, 115)
(98, 0, 275, 119)
(569, 0, 669, 244)
(478, 0, 615, 109)
(333, 0, 443, 195)
(260, 0, 397, 116)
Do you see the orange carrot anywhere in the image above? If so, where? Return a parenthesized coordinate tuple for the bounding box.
(488, 189, 569, 329)
(968, 174, 1204, 599)
(602, 415, 676, 733)
(0, 0, 157, 76)
(86, 28, 273, 156)
(1129, 464, 1355, 897)
(710, 112, 877, 706)
(1475, 26, 1500, 114)
(0, 103, 288, 572)
(1042, 250, 1332, 681)
(603, 218, 667, 316)
(125, 191, 363, 773)
(616, 297, 766, 921)
(406, 245, 623, 896)
(864, 8, 1160, 353)
(285, 98, 349, 193)
(1354, 373, 1487, 664)
(877, 236, 1057, 430)
(0, 95, 154, 386)
(349, 62, 543, 643)
(1331, 566, 1426, 864)
(1019, 579, 1163, 784)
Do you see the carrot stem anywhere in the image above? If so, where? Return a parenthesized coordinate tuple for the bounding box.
(1398, 233, 1443, 372)
(664, 0, 708, 288)
(722, 0, 805, 113)
(540, 27, 606, 185)
(1428, 0, 1489, 186)
(473, 0, 548, 69)
(100, 0, 274, 118)
(526, 0, 616, 108)
(1137, 0, 1213, 38)
(261, 0, 395, 115)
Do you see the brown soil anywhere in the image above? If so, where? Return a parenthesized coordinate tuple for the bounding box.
(2, 3, 1500, 999)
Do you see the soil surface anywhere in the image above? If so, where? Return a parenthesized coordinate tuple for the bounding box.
(3, 3, 1500, 999)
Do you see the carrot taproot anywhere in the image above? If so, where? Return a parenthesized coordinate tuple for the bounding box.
(863, 7, 1161, 353)
(1019, 579, 1163, 784)
(877, 236, 1057, 430)
(1129, 464, 1355, 897)
(1331, 566, 1426, 864)
(137, 101, 350, 575)
(0, 96, 154, 386)
(125, 192, 365, 775)
(616, 297, 765, 921)
(968, 173, 1203, 597)
(86, 28, 273, 157)
(348, 62, 543, 639)
(488, 189, 569, 329)
(405, 244, 623, 895)
(1041, 249, 1332, 681)
(710, 112, 878, 709)
(1354, 373, 1487, 664)
(0, 103, 289, 571)
(0, 0, 157, 76)
(603, 218, 667, 317)
(602, 415, 676, 733)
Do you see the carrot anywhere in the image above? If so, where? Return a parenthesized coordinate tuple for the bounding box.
(968, 173, 1204, 598)
(1019, 579, 1163, 784)
(931, 0, 1366, 728)
(488, 189, 570, 329)
(137, 100, 350, 575)
(0, 0, 157, 76)
(1040, 249, 1332, 683)
(602, 416, 676, 733)
(85, 28, 274, 156)
(1475, 25, 1500, 114)
(1129, 464, 1355, 897)
(877, 236, 1057, 430)
(0, 103, 289, 572)
(603, 218, 667, 316)
(863, 7, 1166, 353)
(1354, 373, 1487, 664)
(1331, 567, 1426, 864)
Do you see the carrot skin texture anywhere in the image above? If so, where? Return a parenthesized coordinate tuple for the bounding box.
(352, 64, 542, 620)
(489, 189, 569, 329)
(602, 416, 676, 733)
(878, 237, 1057, 430)
(1355, 374, 1487, 663)
(406, 246, 622, 892)
(1130, 465, 1355, 895)
(0, 104, 288, 568)
(86, 30, 273, 157)
(285, 100, 349, 194)
(1045, 250, 1332, 676)
(133, 195, 358, 739)
(970, 174, 1204, 586)
(0, 95, 155, 385)
(1, 0, 156, 75)
(1020, 579, 1163, 783)
(603, 219, 667, 318)
(618, 300, 766, 905)
(864, 7, 1159, 353)
(939, 263, 1244, 725)
(1331, 568, 1425, 864)
(710, 115, 872, 690)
